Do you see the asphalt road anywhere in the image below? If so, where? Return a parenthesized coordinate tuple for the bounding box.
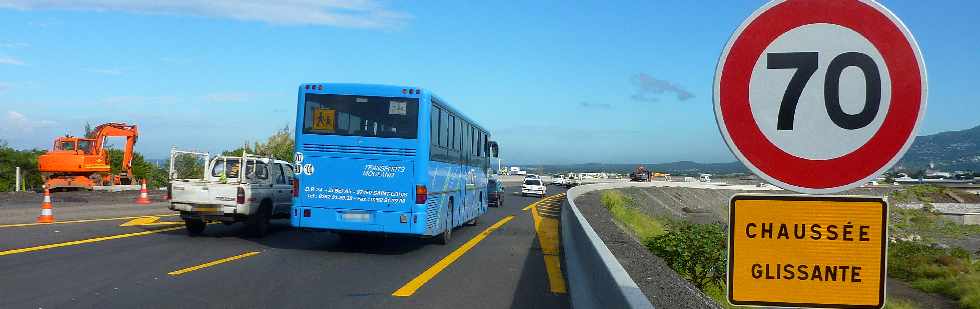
(0, 185, 569, 309)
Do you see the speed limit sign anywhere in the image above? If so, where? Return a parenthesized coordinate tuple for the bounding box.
(714, 0, 927, 194)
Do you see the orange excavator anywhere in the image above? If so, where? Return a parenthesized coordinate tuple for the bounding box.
(37, 122, 139, 190)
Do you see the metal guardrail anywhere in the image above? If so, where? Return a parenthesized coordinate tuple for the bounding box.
(562, 183, 655, 309)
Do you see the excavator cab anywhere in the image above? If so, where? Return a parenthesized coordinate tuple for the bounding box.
(52, 137, 96, 154)
(55, 139, 76, 151)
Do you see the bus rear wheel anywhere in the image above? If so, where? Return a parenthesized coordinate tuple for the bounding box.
(436, 202, 453, 245)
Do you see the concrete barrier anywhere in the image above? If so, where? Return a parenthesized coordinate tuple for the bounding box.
(563, 183, 655, 309)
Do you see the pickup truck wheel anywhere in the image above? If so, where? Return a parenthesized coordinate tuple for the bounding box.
(247, 203, 272, 237)
(436, 202, 453, 245)
(185, 219, 206, 236)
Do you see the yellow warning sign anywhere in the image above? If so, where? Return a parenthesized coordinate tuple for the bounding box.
(728, 194, 887, 308)
(311, 108, 336, 132)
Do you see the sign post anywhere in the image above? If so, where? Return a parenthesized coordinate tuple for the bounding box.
(714, 0, 926, 308)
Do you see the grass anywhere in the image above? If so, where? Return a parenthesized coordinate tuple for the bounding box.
(599, 190, 665, 239)
(889, 240, 980, 309)
(889, 184, 946, 204)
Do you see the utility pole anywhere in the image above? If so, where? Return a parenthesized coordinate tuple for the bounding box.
(15, 166, 20, 192)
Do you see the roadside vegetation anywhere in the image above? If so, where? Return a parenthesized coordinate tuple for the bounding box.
(599, 190, 737, 307)
(602, 186, 980, 309)
(887, 185, 980, 309)
(600, 190, 665, 239)
(0, 141, 45, 191)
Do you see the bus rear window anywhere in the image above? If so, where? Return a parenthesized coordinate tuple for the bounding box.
(303, 94, 419, 139)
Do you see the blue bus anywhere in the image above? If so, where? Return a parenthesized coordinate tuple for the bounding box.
(290, 83, 498, 244)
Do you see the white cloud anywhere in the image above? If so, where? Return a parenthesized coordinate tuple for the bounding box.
(0, 0, 410, 28)
(0, 56, 25, 65)
(2, 110, 57, 132)
(203, 92, 252, 103)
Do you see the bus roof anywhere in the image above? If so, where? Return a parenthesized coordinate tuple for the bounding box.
(299, 82, 491, 134)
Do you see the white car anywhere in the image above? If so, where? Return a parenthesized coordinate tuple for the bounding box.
(521, 179, 546, 197)
(551, 175, 566, 186)
(524, 174, 540, 180)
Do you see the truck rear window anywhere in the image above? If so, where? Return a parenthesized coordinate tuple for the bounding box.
(211, 159, 268, 180)
(303, 93, 419, 139)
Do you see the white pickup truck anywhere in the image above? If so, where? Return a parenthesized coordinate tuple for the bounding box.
(168, 148, 296, 237)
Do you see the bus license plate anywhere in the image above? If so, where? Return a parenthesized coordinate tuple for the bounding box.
(342, 213, 371, 222)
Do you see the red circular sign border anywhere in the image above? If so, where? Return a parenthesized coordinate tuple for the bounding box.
(717, 0, 925, 191)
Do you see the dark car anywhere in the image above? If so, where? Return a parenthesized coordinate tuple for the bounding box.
(488, 179, 504, 207)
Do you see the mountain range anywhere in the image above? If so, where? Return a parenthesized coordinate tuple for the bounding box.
(522, 125, 980, 175)
(894, 125, 980, 172)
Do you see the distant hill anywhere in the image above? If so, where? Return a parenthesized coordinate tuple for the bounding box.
(517, 125, 980, 175)
(895, 125, 980, 172)
(518, 161, 749, 176)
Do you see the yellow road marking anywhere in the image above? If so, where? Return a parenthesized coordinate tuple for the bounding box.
(530, 197, 567, 294)
(120, 216, 183, 227)
(0, 214, 179, 229)
(168, 251, 261, 276)
(522, 193, 565, 211)
(392, 215, 515, 297)
(0, 226, 185, 257)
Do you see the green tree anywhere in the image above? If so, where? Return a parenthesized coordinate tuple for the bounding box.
(645, 221, 728, 291)
(223, 125, 294, 162)
(106, 148, 169, 188)
(83, 122, 97, 138)
(0, 140, 46, 192)
(171, 153, 206, 180)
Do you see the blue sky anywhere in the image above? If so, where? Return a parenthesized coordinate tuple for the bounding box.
(0, 1, 977, 164)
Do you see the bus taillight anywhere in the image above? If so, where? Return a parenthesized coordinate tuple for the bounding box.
(415, 185, 427, 204)
(292, 178, 299, 197)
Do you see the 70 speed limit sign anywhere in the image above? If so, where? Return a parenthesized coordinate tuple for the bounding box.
(714, 0, 927, 194)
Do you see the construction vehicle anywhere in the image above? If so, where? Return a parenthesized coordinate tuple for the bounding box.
(629, 166, 652, 182)
(37, 122, 139, 190)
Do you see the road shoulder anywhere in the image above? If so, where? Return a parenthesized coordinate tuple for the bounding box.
(574, 190, 719, 309)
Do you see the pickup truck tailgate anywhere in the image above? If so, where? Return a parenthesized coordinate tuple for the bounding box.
(170, 181, 238, 208)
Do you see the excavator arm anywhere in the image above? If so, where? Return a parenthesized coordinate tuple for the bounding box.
(91, 123, 139, 176)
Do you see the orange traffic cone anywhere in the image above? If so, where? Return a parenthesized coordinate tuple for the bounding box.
(135, 179, 152, 205)
(37, 188, 55, 223)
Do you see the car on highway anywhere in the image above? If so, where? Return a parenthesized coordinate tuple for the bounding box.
(521, 178, 546, 197)
(550, 174, 567, 186)
(488, 178, 504, 207)
(524, 174, 540, 180)
(168, 149, 295, 237)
